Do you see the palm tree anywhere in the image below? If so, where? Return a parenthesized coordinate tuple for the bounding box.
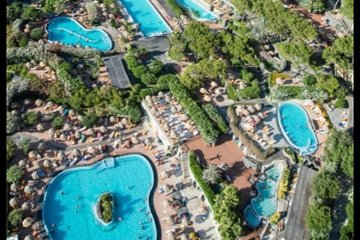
(202, 164, 221, 184)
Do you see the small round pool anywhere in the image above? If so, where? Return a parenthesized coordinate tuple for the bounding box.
(47, 16, 113, 51)
(278, 102, 318, 155)
(42, 154, 157, 240)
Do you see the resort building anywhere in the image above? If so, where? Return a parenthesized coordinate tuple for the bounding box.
(102, 55, 131, 89)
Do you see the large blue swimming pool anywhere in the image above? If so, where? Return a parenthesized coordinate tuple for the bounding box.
(278, 102, 318, 155)
(244, 164, 283, 228)
(42, 154, 157, 240)
(176, 0, 217, 22)
(119, 0, 172, 37)
(47, 16, 113, 51)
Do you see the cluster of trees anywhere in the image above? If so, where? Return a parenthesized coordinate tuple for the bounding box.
(340, 198, 353, 240)
(322, 35, 353, 72)
(203, 104, 229, 134)
(168, 32, 187, 62)
(232, 0, 318, 41)
(341, 0, 354, 19)
(179, 59, 226, 90)
(100, 193, 113, 223)
(275, 40, 314, 68)
(188, 151, 216, 206)
(213, 185, 243, 240)
(227, 69, 261, 100)
(306, 202, 332, 239)
(169, 79, 219, 144)
(202, 164, 221, 185)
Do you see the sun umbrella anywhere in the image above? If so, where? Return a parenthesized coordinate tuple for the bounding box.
(158, 91, 164, 98)
(68, 109, 75, 117)
(48, 128, 55, 138)
(10, 183, 18, 192)
(35, 99, 44, 107)
(210, 81, 218, 87)
(160, 171, 169, 179)
(22, 217, 34, 228)
(254, 103, 262, 111)
(24, 235, 34, 240)
(39, 61, 46, 68)
(63, 123, 71, 131)
(131, 136, 140, 144)
(163, 123, 170, 132)
(37, 142, 47, 152)
(31, 171, 39, 180)
(84, 128, 94, 136)
(170, 106, 177, 114)
(163, 199, 172, 208)
(164, 95, 171, 102)
(163, 184, 171, 193)
(18, 159, 27, 168)
(28, 151, 37, 160)
(44, 101, 54, 110)
(199, 206, 208, 215)
(243, 110, 250, 116)
(99, 126, 106, 133)
(253, 115, 261, 124)
(203, 95, 212, 102)
(22, 201, 31, 211)
(163, 216, 174, 225)
(214, 88, 222, 95)
(9, 197, 19, 208)
(171, 158, 178, 165)
(170, 130, 177, 139)
(87, 146, 96, 154)
(165, 230, 175, 240)
(60, 134, 66, 141)
(200, 88, 208, 94)
(24, 185, 34, 194)
(24, 98, 32, 106)
(181, 217, 188, 226)
(43, 159, 51, 168)
(144, 138, 151, 146)
(109, 116, 116, 124)
(72, 149, 81, 157)
(258, 112, 265, 119)
(247, 106, 256, 113)
(121, 118, 128, 126)
(36, 123, 44, 132)
(74, 131, 80, 139)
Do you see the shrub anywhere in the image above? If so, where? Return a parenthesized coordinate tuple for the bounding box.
(22, 111, 38, 126)
(189, 151, 216, 206)
(7, 111, 20, 135)
(226, 84, 237, 100)
(335, 97, 348, 109)
(237, 81, 261, 100)
(203, 104, 229, 134)
(6, 139, 17, 162)
(30, 27, 43, 40)
(303, 74, 317, 86)
(311, 170, 341, 200)
(81, 115, 98, 128)
(100, 193, 113, 223)
(8, 209, 23, 226)
(306, 203, 332, 239)
(278, 169, 290, 199)
(6, 165, 24, 184)
(52, 116, 65, 130)
(21, 7, 43, 21)
(20, 138, 31, 155)
(141, 72, 157, 85)
(270, 212, 281, 224)
(18, 36, 29, 47)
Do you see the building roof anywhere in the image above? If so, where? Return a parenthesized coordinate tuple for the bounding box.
(102, 55, 131, 89)
(283, 166, 317, 240)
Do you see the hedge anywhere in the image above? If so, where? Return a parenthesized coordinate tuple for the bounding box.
(188, 151, 216, 206)
(203, 104, 229, 134)
(226, 84, 237, 100)
(278, 168, 290, 199)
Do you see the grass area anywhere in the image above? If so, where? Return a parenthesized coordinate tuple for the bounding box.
(164, 0, 185, 18)
(188, 151, 216, 206)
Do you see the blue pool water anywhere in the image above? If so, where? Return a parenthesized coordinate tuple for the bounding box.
(176, 0, 217, 21)
(176, 0, 217, 22)
(244, 165, 283, 228)
(278, 102, 318, 155)
(47, 16, 113, 51)
(42, 154, 157, 240)
(119, 0, 172, 37)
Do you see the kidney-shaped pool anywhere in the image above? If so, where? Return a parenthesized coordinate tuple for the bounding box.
(42, 154, 157, 240)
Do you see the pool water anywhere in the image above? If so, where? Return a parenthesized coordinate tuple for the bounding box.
(278, 102, 318, 155)
(42, 154, 157, 240)
(47, 16, 113, 51)
(119, 0, 172, 37)
(244, 165, 283, 228)
(176, 0, 217, 22)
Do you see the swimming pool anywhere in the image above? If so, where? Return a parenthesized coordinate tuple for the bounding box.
(244, 164, 283, 228)
(176, 0, 217, 22)
(47, 16, 113, 51)
(119, 0, 172, 37)
(42, 154, 157, 240)
(278, 102, 318, 155)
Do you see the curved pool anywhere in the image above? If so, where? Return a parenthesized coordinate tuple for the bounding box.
(42, 154, 157, 240)
(47, 16, 113, 51)
(278, 102, 318, 155)
(244, 164, 283, 228)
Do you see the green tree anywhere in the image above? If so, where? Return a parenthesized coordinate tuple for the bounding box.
(52, 116, 65, 130)
(44, 0, 69, 14)
(8, 209, 23, 226)
(183, 21, 220, 60)
(168, 31, 187, 61)
(21, 7, 43, 21)
(22, 111, 39, 126)
(30, 27, 44, 40)
(340, 144, 353, 179)
(306, 203, 332, 239)
(322, 35, 353, 71)
(315, 74, 340, 99)
(341, 0, 353, 19)
(147, 59, 164, 75)
(275, 39, 313, 67)
(6, 139, 17, 162)
(6, 165, 24, 184)
(7, 2, 23, 23)
(237, 81, 261, 100)
(141, 72, 157, 86)
(335, 97, 349, 109)
(214, 185, 242, 240)
(303, 74, 317, 86)
(202, 164, 221, 184)
(157, 74, 177, 88)
(312, 170, 341, 200)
